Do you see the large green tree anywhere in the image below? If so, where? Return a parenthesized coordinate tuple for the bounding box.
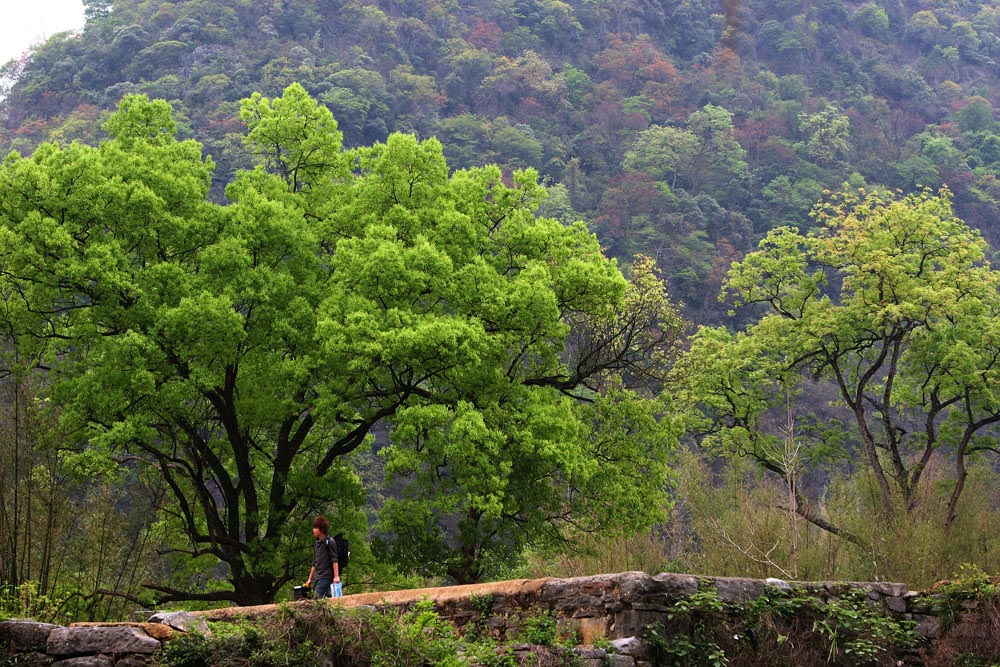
(0, 84, 682, 604)
(678, 188, 1000, 552)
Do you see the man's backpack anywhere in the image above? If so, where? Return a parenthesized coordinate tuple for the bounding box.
(330, 533, 349, 572)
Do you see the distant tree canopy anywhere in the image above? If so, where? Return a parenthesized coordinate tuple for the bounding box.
(8, 0, 1000, 322)
(0, 85, 683, 604)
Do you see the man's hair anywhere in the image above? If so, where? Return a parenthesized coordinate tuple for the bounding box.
(312, 516, 329, 535)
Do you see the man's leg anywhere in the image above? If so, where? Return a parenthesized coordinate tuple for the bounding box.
(314, 579, 333, 599)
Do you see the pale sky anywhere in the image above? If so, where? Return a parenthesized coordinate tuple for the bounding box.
(1, 0, 85, 66)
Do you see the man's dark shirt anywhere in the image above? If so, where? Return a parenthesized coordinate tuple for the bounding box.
(313, 535, 338, 580)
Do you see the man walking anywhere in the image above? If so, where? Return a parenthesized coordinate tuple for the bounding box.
(304, 515, 341, 598)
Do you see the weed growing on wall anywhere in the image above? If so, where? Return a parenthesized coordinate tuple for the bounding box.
(920, 565, 1000, 667)
(644, 584, 916, 667)
(647, 588, 729, 666)
(155, 602, 463, 667)
(517, 609, 559, 646)
(153, 600, 586, 667)
(468, 592, 495, 639)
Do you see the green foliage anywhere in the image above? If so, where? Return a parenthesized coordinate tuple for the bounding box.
(810, 590, 916, 664)
(646, 585, 916, 667)
(649, 588, 730, 667)
(953, 97, 997, 135)
(746, 587, 917, 665)
(797, 105, 852, 168)
(517, 609, 559, 646)
(157, 614, 322, 667)
(0, 582, 68, 625)
(155, 602, 492, 667)
(467, 592, 495, 639)
(0, 85, 682, 605)
(0, 371, 164, 623)
(11, 0, 1000, 606)
(919, 563, 1000, 666)
(940, 564, 998, 599)
(928, 564, 1000, 640)
(851, 4, 891, 39)
(471, 646, 521, 667)
(678, 188, 1000, 575)
(153, 601, 592, 667)
(240, 82, 347, 191)
(82, 0, 112, 25)
(623, 125, 699, 185)
(12, 0, 1000, 324)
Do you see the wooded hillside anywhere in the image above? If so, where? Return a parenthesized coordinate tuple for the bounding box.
(7, 0, 1000, 321)
(3, 0, 1000, 624)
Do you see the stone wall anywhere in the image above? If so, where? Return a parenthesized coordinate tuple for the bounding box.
(0, 612, 206, 667)
(2, 572, 997, 666)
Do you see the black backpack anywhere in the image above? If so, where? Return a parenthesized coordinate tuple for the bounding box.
(328, 533, 349, 571)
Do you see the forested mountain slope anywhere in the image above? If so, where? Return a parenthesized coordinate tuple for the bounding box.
(6, 1, 1000, 618)
(4, 0, 1000, 319)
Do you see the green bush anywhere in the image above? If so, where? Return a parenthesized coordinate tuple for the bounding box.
(0, 582, 69, 625)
